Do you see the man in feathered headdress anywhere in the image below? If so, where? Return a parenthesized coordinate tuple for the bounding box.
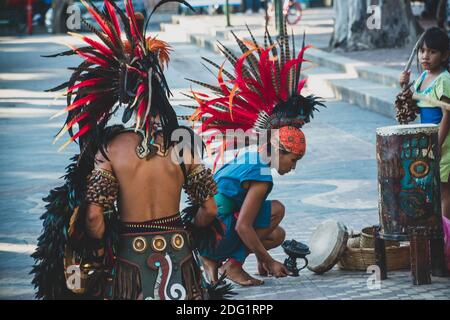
(185, 23, 325, 285)
(31, 0, 232, 300)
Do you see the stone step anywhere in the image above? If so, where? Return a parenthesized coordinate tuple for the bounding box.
(304, 66, 398, 119)
(213, 27, 417, 89)
(162, 21, 402, 120)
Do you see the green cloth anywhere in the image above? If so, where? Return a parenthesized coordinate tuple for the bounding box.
(435, 71, 450, 182)
(414, 70, 450, 108)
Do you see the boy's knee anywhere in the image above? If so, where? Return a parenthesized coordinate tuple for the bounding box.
(276, 227, 286, 245)
(268, 227, 286, 248)
(272, 200, 285, 222)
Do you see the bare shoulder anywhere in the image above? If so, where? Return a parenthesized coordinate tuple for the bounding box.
(97, 132, 141, 168)
(107, 131, 140, 155)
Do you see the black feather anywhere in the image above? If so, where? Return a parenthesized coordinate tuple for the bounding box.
(230, 31, 261, 83)
(206, 273, 236, 300)
(41, 47, 91, 58)
(201, 57, 235, 81)
(295, 31, 306, 93)
(185, 78, 223, 93)
(181, 204, 225, 253)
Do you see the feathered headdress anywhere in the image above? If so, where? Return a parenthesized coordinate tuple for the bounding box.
(46, 0, 194, 156)
(184, 22, 325, 165)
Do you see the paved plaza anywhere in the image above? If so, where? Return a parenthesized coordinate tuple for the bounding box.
(0, 17, 449, 300)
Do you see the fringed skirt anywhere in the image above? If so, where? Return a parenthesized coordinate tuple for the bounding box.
(105, 213, 205, 300)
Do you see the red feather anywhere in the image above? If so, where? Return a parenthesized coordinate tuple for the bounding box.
(297, 45, 313, 61)
(297, 78, 307, 94)
(66, 94, 99, 113)
(233, 51, 257, 95)
(72, 123, 92, 141)
(127, 65, 147, 78)
(71, 47, 109, 68)
(190, 91, 210, 98)
(217, 62, 231, 95)
(69, 32, 113, 56)
(66, 111, 89, 130)
(104, 0, 121, 39)
(136, 82, 146, 99)
(67, 78, 105, 92)
(137, 96, 147, 119)
(280, 58, 300, 99)
(125, 0, 143, 42)
(258, 47, 278, 104)
(82, 0, 118, 46)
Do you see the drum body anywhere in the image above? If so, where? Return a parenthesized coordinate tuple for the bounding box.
(307, 220, 348, 274)
(376, 124, 442, 241)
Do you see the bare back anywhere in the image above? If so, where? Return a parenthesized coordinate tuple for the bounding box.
(96, 132, 187, 222)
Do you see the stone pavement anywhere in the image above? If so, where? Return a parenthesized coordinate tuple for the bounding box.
(0, 22, 449, 300)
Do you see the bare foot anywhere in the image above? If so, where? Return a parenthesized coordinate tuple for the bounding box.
(200, 256, 220, 285)
(219, 260, 264, 286)
(256, 260, 268, 277)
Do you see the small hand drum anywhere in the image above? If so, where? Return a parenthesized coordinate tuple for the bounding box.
(282, 239, 310, 277)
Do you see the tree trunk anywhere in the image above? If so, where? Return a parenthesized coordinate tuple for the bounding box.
(330, 0, 423, 51)
(52, 0, 73, 34)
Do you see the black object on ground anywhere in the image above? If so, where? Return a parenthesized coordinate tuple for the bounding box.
(282, 239, 310, 277)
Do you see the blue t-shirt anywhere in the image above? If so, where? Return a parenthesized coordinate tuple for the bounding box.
(214, 151, 273, 206)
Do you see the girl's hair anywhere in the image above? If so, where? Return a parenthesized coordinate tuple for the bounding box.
(417, 27, 450, 71)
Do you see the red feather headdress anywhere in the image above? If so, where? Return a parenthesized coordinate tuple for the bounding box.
(45, 0, 194, 154)
(184, 22, 325, 163)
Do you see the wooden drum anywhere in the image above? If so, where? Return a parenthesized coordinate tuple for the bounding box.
(376, 124, 442, 241)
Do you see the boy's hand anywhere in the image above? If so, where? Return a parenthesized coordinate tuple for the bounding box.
(400, 70, 411, 88)
(262, 259, 292, 277)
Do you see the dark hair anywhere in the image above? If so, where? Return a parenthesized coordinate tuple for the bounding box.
(417, 27, 450, 71)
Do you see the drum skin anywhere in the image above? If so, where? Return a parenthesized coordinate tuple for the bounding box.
(307, 220, 348, 274)
(376, 124, 443, 241)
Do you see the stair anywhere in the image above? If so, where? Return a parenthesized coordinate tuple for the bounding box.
(161, 15, 411, 120)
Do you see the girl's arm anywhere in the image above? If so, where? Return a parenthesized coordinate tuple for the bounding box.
(439, 96, 450, 148)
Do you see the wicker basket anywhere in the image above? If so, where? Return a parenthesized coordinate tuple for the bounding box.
(338, 245, 410, 271)
(347, 235, 361, 248)
(360, 226, 400, 248)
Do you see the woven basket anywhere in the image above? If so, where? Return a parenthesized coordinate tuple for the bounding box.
(360, 226, 400, 248)
(347, 235, 361, 248)
(338, 245, 410, 271)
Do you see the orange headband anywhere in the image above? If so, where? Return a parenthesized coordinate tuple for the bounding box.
(276, 126, 306, 157)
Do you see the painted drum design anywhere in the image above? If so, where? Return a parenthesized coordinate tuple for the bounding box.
(376, 124, 443, 241)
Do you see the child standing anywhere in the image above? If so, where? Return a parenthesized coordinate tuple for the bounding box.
(400, 27, 450, 271)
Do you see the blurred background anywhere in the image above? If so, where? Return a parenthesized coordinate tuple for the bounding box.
(1, 0, 333, 35)
(0, 1, 448, 39)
